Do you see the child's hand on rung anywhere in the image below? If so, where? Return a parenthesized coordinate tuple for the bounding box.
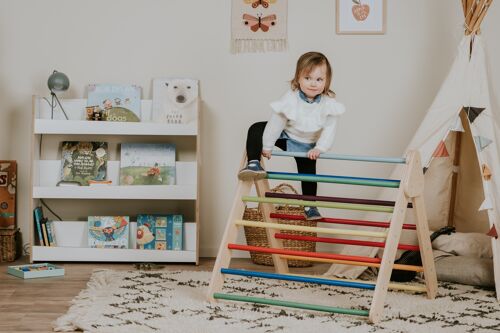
(262, 150, 272, 159)
(307, 148, 321, 160)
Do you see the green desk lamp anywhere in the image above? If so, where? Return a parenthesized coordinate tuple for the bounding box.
(47, 70, 69, 120)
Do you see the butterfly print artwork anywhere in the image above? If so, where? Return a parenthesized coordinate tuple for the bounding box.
(242, 13, 277, 32)
(243, 0, 277, 9)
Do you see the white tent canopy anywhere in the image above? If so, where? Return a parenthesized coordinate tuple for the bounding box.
(326, 1, 500, 299)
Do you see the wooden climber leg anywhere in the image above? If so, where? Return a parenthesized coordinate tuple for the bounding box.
(369, 150, 436, 323)
(207, 154, 253, 302)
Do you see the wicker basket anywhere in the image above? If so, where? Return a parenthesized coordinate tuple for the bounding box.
(243, 183, 316, 267)
(0, 228, 20, 262)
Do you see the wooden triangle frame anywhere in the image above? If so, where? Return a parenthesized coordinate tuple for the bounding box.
(207, 150, 437, 323)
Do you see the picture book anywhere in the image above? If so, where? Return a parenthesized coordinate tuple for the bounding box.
(0, 161, 16, 229)
(136, 215, 168, 250)
(120, 143, 176, 185)
(136, 214, 183, 250)
(152, 78, 198, 124)
(60, 141, 108, 186)
(87, 84, 142, 122)
(88, 216, 129, 249)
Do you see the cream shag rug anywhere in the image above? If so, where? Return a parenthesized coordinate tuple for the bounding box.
(54, 269, 500, 333)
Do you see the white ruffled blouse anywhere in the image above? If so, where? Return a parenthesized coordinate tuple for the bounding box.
(262, 90, 346, 152)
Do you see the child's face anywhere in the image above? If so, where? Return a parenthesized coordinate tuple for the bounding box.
(298, 63, 327, 99)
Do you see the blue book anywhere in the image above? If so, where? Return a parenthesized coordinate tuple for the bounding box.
(136, 215, 168, 250)
(33, 207, 44, 246)
(172, 215, 183, 251)
(166, 215, 174, 250)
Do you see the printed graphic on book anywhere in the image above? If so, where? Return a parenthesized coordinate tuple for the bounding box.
(120, 143, 176, 185)
(136, 215, 167, 250)
(136, 214, 183, 250)
(60, 142, 108, 186)
(152, 78, 198, 124)
(0, 161, 16, 229)
(88, 216, 129, 249)
(87, 84, 141, 122)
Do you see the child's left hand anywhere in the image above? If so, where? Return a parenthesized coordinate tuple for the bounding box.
(307, 148, 322, 160)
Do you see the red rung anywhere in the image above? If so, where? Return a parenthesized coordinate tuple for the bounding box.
(269, 213, 417, 230)
(274, 233, 420, 251)
(228, 243, 382, 263)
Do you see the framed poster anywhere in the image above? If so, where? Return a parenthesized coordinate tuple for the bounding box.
(336, 0, 386, 35)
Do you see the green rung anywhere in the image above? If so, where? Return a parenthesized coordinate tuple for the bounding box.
(213, 293, 370, 317)
(241, 196, 394, 213)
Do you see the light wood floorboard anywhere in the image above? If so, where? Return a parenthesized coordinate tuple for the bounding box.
(0, 257, 330, 332)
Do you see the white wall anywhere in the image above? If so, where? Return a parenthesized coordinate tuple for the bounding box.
(0, 0, 498, 257)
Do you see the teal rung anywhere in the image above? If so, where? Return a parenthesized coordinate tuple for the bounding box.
(213, 293, 370, 316)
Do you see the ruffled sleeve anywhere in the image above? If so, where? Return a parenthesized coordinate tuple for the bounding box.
(323, 98, 346, 117)
(269, 90, 299, 121)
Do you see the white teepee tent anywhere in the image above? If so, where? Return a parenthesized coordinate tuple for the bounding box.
(326, 0, 500, 299)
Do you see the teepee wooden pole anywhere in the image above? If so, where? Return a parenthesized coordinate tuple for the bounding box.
(448, 119, 463, 227)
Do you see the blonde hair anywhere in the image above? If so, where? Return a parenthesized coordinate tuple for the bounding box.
(290, 51, 335, 97)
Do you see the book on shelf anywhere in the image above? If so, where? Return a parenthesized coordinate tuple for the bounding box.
(60, 141, 108, 186)
(136, 214, 183, 250)
(87, 84, 142, 122)
(88, 216, 129, 249)
(33, 207, 45, 246)
(45, 221, 57, 247)
(0, 161, 16, 229)
(151, 78, 199, 124)
(119, 143, 176, 185)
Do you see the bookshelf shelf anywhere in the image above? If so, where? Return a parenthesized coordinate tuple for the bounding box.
(30, 96, 201, 264)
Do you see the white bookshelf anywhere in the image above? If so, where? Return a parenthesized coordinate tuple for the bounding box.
(30, 96, 200, 264)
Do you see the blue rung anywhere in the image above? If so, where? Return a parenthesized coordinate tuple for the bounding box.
(221, 268, 375, 290)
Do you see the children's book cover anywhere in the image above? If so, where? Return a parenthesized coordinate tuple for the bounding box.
(0, 161, 16, 229)
(136, 215, 168, 250)
(60, 142, 108, 186)
(88, 216, 129, 249)
(152, 78, 198, 124)
(87, 84, 142, 122)
(120, 143, 176, 185)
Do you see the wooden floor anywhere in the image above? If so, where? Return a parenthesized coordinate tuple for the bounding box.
(0, 257, 331, 332)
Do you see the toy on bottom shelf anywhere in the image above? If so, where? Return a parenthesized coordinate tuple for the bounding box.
(7, 263, 64, 279)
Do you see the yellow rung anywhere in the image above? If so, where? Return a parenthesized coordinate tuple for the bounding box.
(235, 220, 388, 238)
(280, 255, 425, 272)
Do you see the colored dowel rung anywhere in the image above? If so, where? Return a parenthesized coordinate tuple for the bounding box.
(241, 196, 394, 213)
(288, 273, 428, 293)
(228, 243, 382, 263)
(265, 192, 413, 208)
(274, 233, 420, 251)
(234, 219, 388, 238)
(213, 293, 370, 316)
(269, 213, 417, 230)
(280, 255, 424, 272)
(267, 171, 401, 188)
(220, 268, 375, 290)
(270, 150, 406, 164)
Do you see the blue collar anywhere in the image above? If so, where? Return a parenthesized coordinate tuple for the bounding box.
(299, 90, 321, 104)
